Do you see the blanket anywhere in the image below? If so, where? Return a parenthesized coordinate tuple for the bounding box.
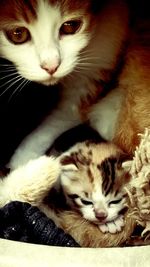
(0, 128, 150, 247)
(0, 201, 79, 247)
(125, 128, 150, 242)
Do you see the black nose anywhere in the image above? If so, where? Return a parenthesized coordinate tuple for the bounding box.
(95, 210, 108, 220)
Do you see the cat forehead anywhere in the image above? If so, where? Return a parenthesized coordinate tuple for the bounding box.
(0, 0, 92, 24)
(61, 142, 128, 195)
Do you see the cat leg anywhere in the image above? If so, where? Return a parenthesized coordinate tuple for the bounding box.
(89, 88, 123, 141)
(0, 155, 60, 207)
(99, 215, 124, 234)
(8, 104, 80, 170)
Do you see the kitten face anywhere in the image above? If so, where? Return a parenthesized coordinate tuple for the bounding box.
(60, 142, 129, 225)
(0, 0, 97, 86)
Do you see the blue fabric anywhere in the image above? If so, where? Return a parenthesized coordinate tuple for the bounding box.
(0, 201, 79, 247)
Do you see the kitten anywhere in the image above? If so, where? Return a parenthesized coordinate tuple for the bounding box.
(0, 141, 130, 235)
(0, 0, 130, 169)
(59, 141, 130, 233)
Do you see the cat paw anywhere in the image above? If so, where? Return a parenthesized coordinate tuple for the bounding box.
(8, 155, 61, 204)
(98, 215, 124, 234)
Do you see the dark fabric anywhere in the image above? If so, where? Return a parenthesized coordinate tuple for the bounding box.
(0, 201, 79, 247)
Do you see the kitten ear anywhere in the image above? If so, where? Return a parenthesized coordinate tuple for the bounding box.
(60, 155, 78, 172)
(122, 160, 132, 172)
(59, 155, 78, 182)
(117, 152, 132, 168)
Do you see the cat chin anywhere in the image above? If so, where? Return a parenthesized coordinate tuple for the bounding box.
(39, 77, 59, 86)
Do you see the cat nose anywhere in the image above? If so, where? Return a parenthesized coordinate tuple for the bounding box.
(41, 60, 60, 75)
(95, 210, 108, 220)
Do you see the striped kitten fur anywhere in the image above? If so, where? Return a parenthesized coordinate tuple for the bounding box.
(59, 141, 130, 234)
(0, 141, 130, 239)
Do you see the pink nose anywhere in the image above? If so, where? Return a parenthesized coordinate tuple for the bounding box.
(41, 61, 60, 75)
(95, 210, 108, 220)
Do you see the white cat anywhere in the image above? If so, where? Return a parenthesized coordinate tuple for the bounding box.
(0, 0, 129, 169)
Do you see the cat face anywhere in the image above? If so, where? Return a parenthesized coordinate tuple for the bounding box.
(60, 142, 129, 225)
(0, 0, 99, 86)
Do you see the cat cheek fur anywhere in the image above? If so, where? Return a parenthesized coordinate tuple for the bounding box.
(80, 206, 97, 222)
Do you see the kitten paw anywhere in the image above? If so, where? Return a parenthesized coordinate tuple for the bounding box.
(99, 215, 124, 234)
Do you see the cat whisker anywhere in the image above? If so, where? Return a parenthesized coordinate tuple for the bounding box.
(78, 62, 100, 67)
(0, 64, 15, 67)
(77, 56, 100, 61)
(75, 66, 91, 71)
(8, 78, 29, 103)
(79, 49, 96, 56)
(0, 69, 17, 73)
(0, 75, 23, 97)
(0, 75, 20, 89)
(0, 72, 18, 81)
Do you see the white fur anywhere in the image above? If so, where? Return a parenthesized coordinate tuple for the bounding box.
(89, 88, 124, 141)
(0, 0, 129, 169)
(99, 215, 124, 234)
(0, 156, 60, 207)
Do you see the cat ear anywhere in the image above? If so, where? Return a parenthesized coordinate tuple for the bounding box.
(117, 152, 132, 167)
(122, 160, 132, 172)
(60, 155, 78, 172)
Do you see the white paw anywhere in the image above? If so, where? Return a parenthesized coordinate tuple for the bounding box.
(99, 215, 124, 234)
(5, 156, 61, 205)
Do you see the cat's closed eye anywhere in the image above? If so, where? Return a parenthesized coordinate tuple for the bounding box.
(108, 199, 122, 206)
(81, 199, 93, 205)
(68, 194, 79, 199)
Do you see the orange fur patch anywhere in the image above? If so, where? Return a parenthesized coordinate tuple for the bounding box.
(113, 20, 150, 155)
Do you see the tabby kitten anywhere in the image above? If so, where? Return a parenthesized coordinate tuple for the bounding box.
(0, 0, 129, 169)
(0, 141, 130, 235)
(59, 141, 129, 233)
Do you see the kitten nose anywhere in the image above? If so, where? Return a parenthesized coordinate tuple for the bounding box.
(41, 61, 60, 75)
(95, 210, 108, 220)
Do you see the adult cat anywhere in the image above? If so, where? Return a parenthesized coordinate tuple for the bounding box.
(0, 0, 149, 169)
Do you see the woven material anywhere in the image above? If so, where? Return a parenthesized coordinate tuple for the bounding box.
(0, 201, 79, 247)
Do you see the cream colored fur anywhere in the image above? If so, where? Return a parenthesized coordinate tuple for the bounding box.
(0, 129, 149, 247)
(0, 156, 60, 207)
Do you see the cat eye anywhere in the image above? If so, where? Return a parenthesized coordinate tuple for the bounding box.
(68, 194, 79, 199)
(5, 27, 31, 45)
(109, 199, 122, 206)
(60, 20, 82, 36)
(81, 199, 93, 205)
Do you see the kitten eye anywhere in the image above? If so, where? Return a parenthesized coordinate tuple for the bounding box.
(68, 194, 79, 199)
(81, 199, 93, 205)
(109, 199, 122, 206)
(60, 20, 82, 36)
(4, 27, 31, 45)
